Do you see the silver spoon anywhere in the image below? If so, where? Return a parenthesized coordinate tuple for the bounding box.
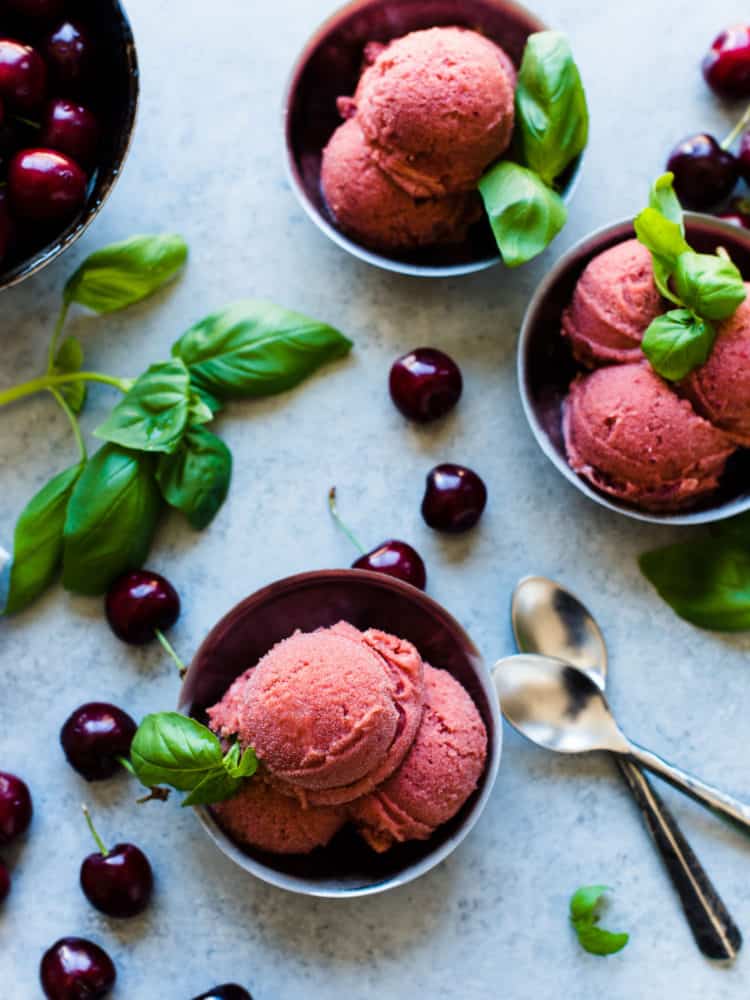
(511, 576, 741, 961)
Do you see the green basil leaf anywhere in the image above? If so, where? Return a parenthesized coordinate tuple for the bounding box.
(181, 768, 242, 808)
(570, 886, 629, 957)
(515, 31, 588, 186)
(52, 336, 87, 414)
(640, 540, 750, 631)
(94, 359, 191, 453)
(130, 712, 224, 791)
(649, 172, 684, 232)
(633, 207, 691, 300)
(672, 251, 747, 321)
(714, 511, 750, 547)
(64, 234, 188, 314)
(62, 444, 162, 595)
(570, 885, 610, 922)
(156, 425, 232, 529)
(4, 463, 84, 614)
(190, 377, 223, 416)
(187, 393, 214, 426)
(479, 161, 567, 267)
(171, 299, 353, 400)
(223, 742, 258, 780)
(642, 309, 714, 381)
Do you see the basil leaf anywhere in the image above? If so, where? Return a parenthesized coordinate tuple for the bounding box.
(4, 463, 84, 614)
(673, 251, 746, 321)
(570, 885, 610, 922)
(570, 886, 629, 957)
(181, 768, 242, 808)
(479, 161, 567, 267)
(190, 377, 223, 416)
(515, 31, 588, 186)
(640, 540, 750, 631)
(130, 712, 224, 790)
(633, 207, 691, 301)
(64, 234, 188, 314)
(62, 444, 162, 595)
(649, 172, 684, 232)
(223, 742, 258, 780)
(642, 309, 714, 381)
(52, 336, 87, 414)
(94, 359, 191, 454)
(156, 425, 232, 529)
(171, 299, 353, 400)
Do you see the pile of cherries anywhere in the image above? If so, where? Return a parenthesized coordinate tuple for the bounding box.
(667, 24, 750, 215)
(0, 0, 101, 269)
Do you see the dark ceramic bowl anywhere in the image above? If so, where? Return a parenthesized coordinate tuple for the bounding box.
(518, 213, 750, 526)
(0, 0, 138, 291)
(283, 0, 583, 277)
(179, 569, 502, 897)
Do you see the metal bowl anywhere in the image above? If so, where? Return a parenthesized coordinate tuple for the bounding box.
(179, 569, 502, 897)
(283, 0, 582, 278)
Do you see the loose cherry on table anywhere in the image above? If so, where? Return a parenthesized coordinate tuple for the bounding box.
(60, 703, 137, 781)
(0, 859, 9, 903)
(389, 347, 463, 423)
(666, 134, 739, 210)
(0, 39, 47, 113)
(421, 464, 488, 534)
(43, 21, 94, 93)
(105, 569, 181, 644)
(703, 24, 750, 99)
(40, 937, 116, 1000)
(328, 487, 427, 590)
(8, 148, 87, 221)
(79, 805, 153, 918)
(0, 771, 32, 844)
(192, 987, 253, 1000)
(39, 98, 99, 165)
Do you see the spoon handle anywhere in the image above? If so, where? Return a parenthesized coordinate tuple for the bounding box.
(628, 743, 750, 832)
(616, 757, 742, 960)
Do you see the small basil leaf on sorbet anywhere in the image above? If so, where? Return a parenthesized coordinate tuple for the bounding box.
(4, 463, 84, 614)
(62, 444, 162, 595)
(649, 173, 684, 231)
(479, 161, 567, 267)
(515, 31, 589, 186)
(672, 252, 746, 321)
(570, 886, 629, 957)
(181, 769, 242, 808)
(640, 540, 750, 631)
(633, 207, 691, 301)
(171, 299, 352, 400)
(156, 425, 232, 530)
(642, 309, 715, 381)
(223, 742, 258, 780)
(65, 234, 188, 314)
(52, 336, 87, 414)
(130, 712, 225, 791)
(94, 359, 191, 453)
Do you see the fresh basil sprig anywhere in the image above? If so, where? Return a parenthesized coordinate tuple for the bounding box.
(635, 173, 747, 380)
(95, 359, 193, 453)
(129, 712, 258, 807)
(479, 31, 588, 267)
(570, 886, 629, 957)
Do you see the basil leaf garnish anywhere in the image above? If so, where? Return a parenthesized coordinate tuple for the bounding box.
(52, 336, 87, 414)
(156, 424, 232, 529)
(649, 172, 684, 231)
(633, 206, 691, 301)
(64, 234, 188, 314)
(672, 252, 746, 321)
(94, 359, 192, 454)
(171, 300, 352, 400)
(569, 886, 629, 957)
(515, 31, 588, 187)
(641, 309, 715, 381)
(479, 161, 567, 267)
(5, 463, 84, 614)
(62, 444, 162, 595)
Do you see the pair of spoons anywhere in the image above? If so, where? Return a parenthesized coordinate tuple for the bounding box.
(498, 576, 743, 961)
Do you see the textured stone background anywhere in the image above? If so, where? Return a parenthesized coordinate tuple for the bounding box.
(1, 0, 750, 997)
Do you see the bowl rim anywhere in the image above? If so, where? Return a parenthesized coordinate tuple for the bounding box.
(517, 211, 750, 527)
(179, 567, 503, 898)
(0, 0, 140, 292)
(281, 0, 583, 278)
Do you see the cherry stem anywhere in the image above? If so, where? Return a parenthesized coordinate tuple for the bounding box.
(81, 804, 109, 857)
(136, 786, 171, 804)
(328, 487, 366, 555)
(14, 115, 39, 129)
(722, 103, 750, 150)
(155, 628, 187, 679)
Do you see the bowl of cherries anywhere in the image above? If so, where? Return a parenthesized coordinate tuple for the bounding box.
(0, 0, 138, 290)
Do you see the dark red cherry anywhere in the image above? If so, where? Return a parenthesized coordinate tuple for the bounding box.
(60, 703, 137, 781)
(105, 570, 181, 644)
(44, 21, 94, 93)
(39, 99, 99, 166)
(353, 540, 427, 590)
(0, 39, 46, 112)
(6, 0, 65, 19)
(192, 988, 253, 1000)
(421, 464, 487, 534)
(738, 132, 750, 184)
(0, 859, 9, 903)
(40, 937, 116, 1000)
(666, 134, 739, 210)
(389, 347, 463, 423)
(703, 25, 750, 99)
(0, 772, 32, 844)
(79, 807, 153, 918)
(9, 149, 87, 221)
